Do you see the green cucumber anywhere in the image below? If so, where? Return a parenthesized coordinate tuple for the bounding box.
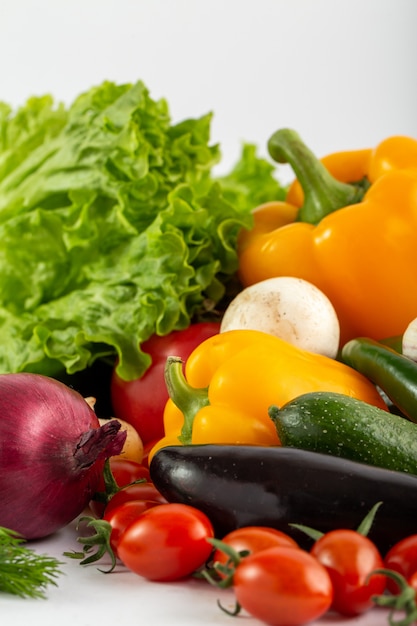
(269, 391, 417, 475)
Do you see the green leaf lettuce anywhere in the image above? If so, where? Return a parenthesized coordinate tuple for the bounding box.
(0, 80, 285, 380)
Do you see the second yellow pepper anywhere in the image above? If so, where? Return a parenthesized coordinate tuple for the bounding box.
(150, 329, 388, 460)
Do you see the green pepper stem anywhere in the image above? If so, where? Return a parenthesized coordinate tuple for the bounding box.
(164, 356, 210, 446)
(267, 128, 365, 224)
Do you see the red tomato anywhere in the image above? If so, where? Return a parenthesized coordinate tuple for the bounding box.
(103, 500, 161, 555)
(311, 529, 386, 616)
(110, 322, 220, 444)
(408, 569, 417, 592)
(117, 503, 215, 581)
(101, 459, 151, 490)
(105, 482, 167, 514)
(233, 546, 333, 626)
(213, 526, 299, 577)
(384, 534, 417, 593)
(89, 459, 152, 518)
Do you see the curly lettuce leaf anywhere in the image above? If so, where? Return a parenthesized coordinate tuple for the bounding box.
(215, 142, 288, 208)
(0, 80, 285, 380)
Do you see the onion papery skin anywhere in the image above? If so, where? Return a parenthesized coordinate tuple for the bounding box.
(0, 373, 126, 540)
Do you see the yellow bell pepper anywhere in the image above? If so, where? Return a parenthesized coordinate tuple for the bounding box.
(285, 134, 417, 207)
(149, 329, 388, 461)
(238, 130, 417, 344)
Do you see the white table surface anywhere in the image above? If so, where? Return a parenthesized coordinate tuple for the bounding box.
(0, 517, 398, 626)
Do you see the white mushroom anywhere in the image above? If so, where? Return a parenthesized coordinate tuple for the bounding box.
(220, 276, 340, 358)
(402, 318, 417, 362)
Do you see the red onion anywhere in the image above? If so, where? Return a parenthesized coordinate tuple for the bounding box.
(0, 373, 126, 540)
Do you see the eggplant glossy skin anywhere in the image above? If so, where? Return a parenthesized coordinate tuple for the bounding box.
(150, 444, 417, 553)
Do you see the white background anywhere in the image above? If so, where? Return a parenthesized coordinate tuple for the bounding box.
(0, 2, 416, 624)
(1, 0, 416, 181)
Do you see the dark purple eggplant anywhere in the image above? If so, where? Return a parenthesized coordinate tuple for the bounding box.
(150, 444, 417, 553)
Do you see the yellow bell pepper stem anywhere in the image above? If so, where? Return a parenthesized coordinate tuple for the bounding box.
(286, 148, 372, 207)
(164, 356, 209, 445)
(268, 128, 365, 224)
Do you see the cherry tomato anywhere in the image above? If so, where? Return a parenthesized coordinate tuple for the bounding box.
(104, 482, 167, 514)
(213, 526, 299, 577)
(384, 534, 417, 593)
(110, 322, 220, 444)
(117, 503, 215, 581)
(311, 529, 386, 616)
(408, 569, 417, 593)
(98, 459, 151, 491)
(89, 459, 153, 518)
(233, 546, 333, 626)
(103, 500, 161, 555)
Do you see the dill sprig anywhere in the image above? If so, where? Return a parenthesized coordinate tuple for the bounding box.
(0, 526, 63, 599)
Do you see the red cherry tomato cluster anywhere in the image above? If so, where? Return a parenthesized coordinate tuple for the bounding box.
(205, 524, 417, 625)
(84, 458, 215, 581)
(82, 464, 417, 626)
(205, 525, 389, 625)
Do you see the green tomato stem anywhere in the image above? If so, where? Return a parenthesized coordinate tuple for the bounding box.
(371, 569, 417, 625)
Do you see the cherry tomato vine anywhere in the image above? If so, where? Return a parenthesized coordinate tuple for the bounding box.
(68, 476, 417, 626)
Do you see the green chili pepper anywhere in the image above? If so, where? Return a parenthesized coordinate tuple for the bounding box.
(341, 337, 417, 423)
